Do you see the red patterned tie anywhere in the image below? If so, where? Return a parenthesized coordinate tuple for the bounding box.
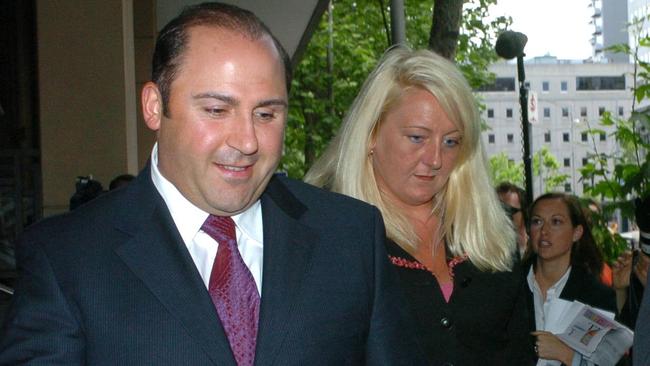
(202, 215, 259, 366)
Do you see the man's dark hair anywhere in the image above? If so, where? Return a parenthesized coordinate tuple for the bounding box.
(496, 181, 528, 223)
(151, 2, 292, 116)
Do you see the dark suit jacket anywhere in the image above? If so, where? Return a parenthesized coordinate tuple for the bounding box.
(386, 240, 534, 366)
(525, 262, 617, 365)
(633, 270, 650, 366)
(525, 263, 617, 330)
(0, 167, 424, 365)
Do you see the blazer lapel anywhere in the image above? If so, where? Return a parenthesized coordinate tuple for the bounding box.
(254, 177, 317, 366)
(112, 167, 236, 366)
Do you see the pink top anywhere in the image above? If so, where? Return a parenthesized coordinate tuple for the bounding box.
(439, 282, 454, 303)
(388, 254, 468, 303)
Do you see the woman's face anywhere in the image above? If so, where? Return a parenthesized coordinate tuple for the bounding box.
(529, 198, 583, 265)
(370, 87, 462, 211)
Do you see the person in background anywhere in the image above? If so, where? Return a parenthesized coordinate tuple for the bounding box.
(109, 173, 135, 190)
(525, 192, 618, 365)
(496, 182, 528, 258)
(631, 196, 650, 366)
(0, 3, 423, 365)
(69, 176, 105, 210)
(305, 47, 533, 365)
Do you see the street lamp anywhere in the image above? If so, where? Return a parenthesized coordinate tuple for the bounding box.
(495, 30, 533, 205)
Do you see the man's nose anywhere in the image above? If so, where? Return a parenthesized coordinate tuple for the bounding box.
(227, 115, 259, 155)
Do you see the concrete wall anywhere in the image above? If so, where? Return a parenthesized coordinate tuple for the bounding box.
(37, 0, 146, 215)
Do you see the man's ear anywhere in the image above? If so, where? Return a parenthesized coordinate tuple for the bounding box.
(142, 82, 163, 132)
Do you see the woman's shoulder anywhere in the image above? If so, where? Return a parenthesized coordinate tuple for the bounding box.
(564, 266, 616, 313)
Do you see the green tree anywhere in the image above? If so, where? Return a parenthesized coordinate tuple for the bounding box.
(488, 147, 569, 192)
(281, 0, 510, 178)
(488, 152, 524, 187)
(578, 16, 650, 261)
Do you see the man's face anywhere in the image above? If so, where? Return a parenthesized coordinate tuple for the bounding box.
(143, 26, 287, 215)
(499, 190, 527, 249)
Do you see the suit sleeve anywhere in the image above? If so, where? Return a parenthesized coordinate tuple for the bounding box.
(633, 270, 650, 366)
(363, 208, 426, 365)
(0, 236, 85, 365)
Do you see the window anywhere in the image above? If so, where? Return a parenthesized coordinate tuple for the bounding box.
(561, 81, 568, 91)
(563, 133, 570, 142)
(582, 157, 589, 166)
(506, 108, 513, 118)
(542, 81, 550, 92)
(580, 107, 588, 117)
(564, 183, 572, 192)
(543, 107, 551, 118)
(544, 132, 551, 142)
(618, 106, 624, 116)
(562, 107, 569, 117)
(524, 81, 531, 89)
(599, 106, 606, 116)
(600, 133, 606, 141)
(476, 77, 516, 92)
(488, 134, 495, 144)
(507, 134, 514, 143)
(564, 158, 571, 167)
(576, 76, 625, 90)
(581, 132, 588, 142)
(487, 108, 494, 118)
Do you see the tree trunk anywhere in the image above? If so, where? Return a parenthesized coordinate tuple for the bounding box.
(428, 0, 464, 60)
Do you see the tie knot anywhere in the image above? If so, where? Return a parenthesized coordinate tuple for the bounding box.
(202, 215, 236, 242)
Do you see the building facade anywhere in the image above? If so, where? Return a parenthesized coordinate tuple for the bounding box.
(590, 0, 629, 63)
(477, 57, 634, 197)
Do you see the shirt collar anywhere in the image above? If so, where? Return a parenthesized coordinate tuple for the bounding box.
(527, 264, 572, 297)
(149, 143, 262, 244)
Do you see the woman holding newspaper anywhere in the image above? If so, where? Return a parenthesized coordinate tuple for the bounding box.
(525, 193, 620, 365)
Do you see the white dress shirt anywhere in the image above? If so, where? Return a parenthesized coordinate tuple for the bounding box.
(149, 143, 264, 295)
(527, 267, 600, 366)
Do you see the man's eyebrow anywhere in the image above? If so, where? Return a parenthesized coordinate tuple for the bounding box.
(191, 93, 287, 109)
(192, 92, 239, 106)
(257, 99, 288, 108)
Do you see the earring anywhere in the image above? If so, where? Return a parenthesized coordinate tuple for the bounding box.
(369, 149, 374, 156)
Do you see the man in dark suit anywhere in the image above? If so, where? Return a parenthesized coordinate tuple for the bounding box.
(0, 3, 422, 365)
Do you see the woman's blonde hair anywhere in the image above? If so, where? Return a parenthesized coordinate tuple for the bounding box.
(305, 47, 515, 272)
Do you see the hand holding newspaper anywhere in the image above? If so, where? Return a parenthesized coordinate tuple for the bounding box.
(536, 299, 633, 366)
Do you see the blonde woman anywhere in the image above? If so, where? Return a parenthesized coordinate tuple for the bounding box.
(306, 47, 534, 365)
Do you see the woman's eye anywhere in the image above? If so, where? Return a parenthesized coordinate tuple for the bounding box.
(443, 137, 461, 147)
(530, 218, 542, 226)
(552, 218, 563, 225)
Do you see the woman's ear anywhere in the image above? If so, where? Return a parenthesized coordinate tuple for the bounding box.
(573, 224, 584, 243)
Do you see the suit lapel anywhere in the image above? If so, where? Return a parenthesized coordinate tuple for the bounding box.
(254, 177, 317, 366)
(112, 167, 236, 366)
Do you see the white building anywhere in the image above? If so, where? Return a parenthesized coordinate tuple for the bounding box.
(628, 0, 650, 62)
(477, 57, 634, 197)
(590, 0, 629, 63)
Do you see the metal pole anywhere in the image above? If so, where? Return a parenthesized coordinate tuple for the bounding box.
(517, 54, 534, 205)
(389, 0, 406, 46)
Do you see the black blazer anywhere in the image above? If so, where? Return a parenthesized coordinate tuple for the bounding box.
(0, 167, 425, 365)
(525, 263, 618, 365)
(525, 263, 617, 332)
(386, 240, 534, 366)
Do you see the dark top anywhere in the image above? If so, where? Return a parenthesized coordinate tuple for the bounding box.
(525, 262, 617, 329)
(525, 261, 618, 365)
(387, 240, 534, 366)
